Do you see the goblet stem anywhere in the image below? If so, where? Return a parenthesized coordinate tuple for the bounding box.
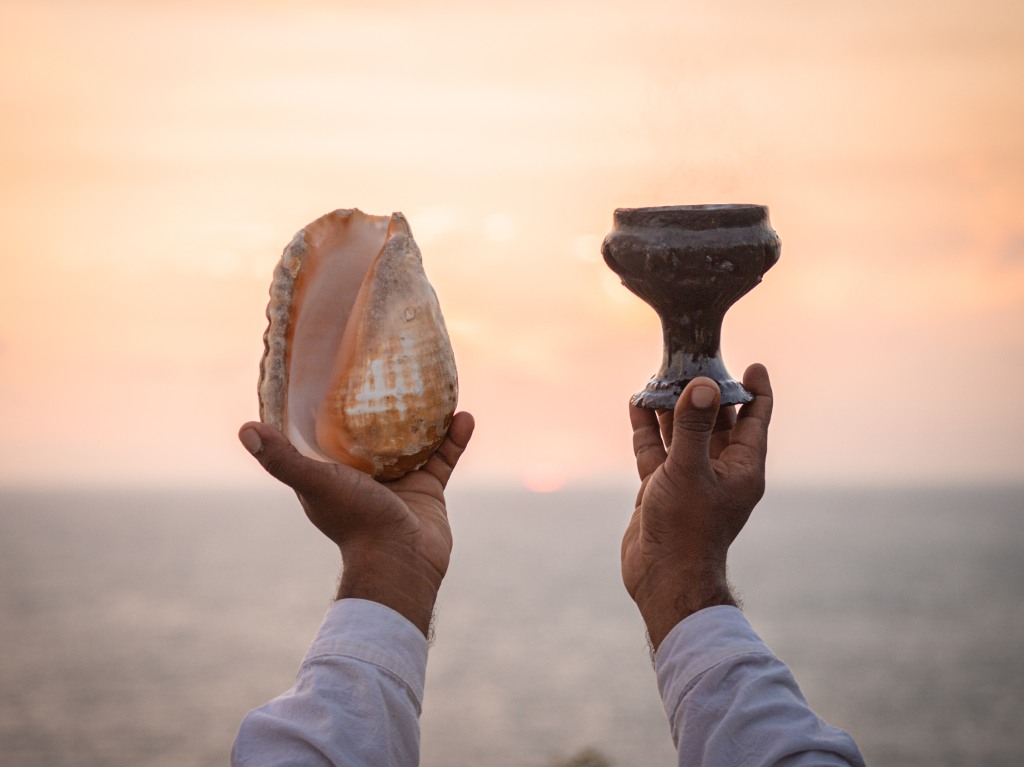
(663, 309, 723, 359)
(634, 309, 748, 410)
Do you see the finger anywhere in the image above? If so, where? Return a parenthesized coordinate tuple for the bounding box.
(238, 421, 350, 498)
(630, 403, 667, 480)
(656, 408, 673, 448)
(420, 411, 475, 489)
(634, 472, 654, 509)
(667, 377, 721, 478)
(728, 364, 773, 458)
(710, 404, 737, 460)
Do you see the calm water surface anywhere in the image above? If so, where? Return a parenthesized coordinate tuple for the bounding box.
(1, 484, 1021, 766)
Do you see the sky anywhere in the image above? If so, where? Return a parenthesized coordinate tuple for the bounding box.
(1, 0, 1022, 489)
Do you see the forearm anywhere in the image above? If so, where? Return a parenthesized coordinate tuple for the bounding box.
(657, 606, 865, 767)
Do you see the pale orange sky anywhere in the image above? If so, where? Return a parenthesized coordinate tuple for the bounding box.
(1, 0, 1022, 488)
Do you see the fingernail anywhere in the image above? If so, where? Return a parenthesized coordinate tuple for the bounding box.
(240, 428, 262, 454)
(691, 386, 717, 410)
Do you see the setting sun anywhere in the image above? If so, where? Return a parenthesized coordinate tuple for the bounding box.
(522, 467, 569, 494)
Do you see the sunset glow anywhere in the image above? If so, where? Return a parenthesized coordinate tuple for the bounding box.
(2, 0, 1022, 487)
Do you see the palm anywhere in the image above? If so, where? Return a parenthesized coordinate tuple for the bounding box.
(291, 430, 467, 583)
(240, 412, 474, 636)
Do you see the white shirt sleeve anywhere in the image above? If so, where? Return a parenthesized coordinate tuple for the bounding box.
(231, 598, 428, 767)
(656, 605, 866, 767)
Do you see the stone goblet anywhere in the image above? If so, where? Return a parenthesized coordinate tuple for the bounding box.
(602, 204, 780, 409)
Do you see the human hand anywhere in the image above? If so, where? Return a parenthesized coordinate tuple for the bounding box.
(622, 364, 773, 651)
(238, 412, 475, 638)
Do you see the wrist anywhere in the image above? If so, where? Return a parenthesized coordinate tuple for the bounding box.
(336, 548, 443, 639)
(633, 563, 736, 651)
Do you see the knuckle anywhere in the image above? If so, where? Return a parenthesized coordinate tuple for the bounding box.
(261, 454, 284, 477)
(633, 443, 661, 459)
(674, 413, 713, 437)
(261, 451, 294, 483)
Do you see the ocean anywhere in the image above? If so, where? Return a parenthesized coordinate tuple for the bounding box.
(1, 484, 1021, 766)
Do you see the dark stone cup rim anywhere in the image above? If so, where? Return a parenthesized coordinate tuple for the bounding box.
(612, 204, 768, 231)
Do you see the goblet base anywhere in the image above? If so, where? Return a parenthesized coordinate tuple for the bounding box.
(630, 353, 753, 410)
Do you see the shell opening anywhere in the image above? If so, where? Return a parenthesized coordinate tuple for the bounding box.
(259, 208, 458, 480)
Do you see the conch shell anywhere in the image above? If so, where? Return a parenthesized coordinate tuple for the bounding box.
(258, 209, 458, 480)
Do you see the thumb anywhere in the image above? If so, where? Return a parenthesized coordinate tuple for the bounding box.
(668, 377, 721, 476)
(238, 421, 338, 497)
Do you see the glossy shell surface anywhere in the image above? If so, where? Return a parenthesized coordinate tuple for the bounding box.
(258, 209, 458, 480)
